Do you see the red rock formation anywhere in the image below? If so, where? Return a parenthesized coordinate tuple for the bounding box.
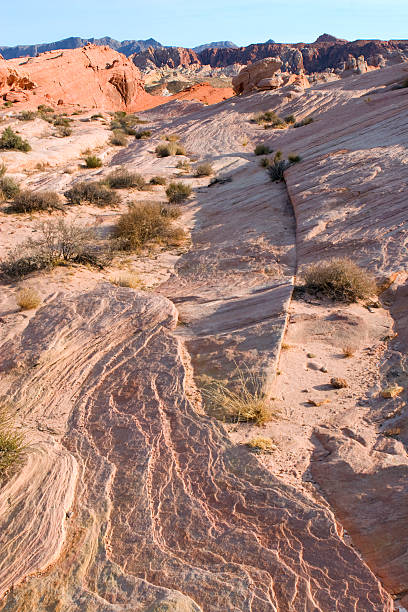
(3, 45, 157, 111)
(132, 46, 200, 70)
(232, 58, 310, 94)
(170, 82, 234, 104)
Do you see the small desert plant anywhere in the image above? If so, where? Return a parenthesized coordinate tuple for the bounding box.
(1, 220, 101, 278)
(176, 160, 191, 172)
(16, 287, 42, 310)
(84, 155, 103, 168)
(91, 113, 104, 120)
(38, 104, 54, 113)
(53, 115, 71, 127)
(166, 181, 192, 203)
(246, 437, 276, 453)
(112, 202, 186, 251)
(155, 142, 186, 157)
(64, 181, 120, 207)
(284, 114, 296, 124)
(164, 133, 180, 142)
(110, 130, 128, 146)
(111, 272, 141, 289)
(150, 175, 166, 185)
(17, 110, 37, 121)
(135, 129, 151, 139)
(254, 144, 272, 156)
(0, 176, 20, 200)
(259, 157, 270, 168)
(288, 154, 301, 163)
(11, 190, 63, 213)
(303, 258, 377, 302)
(3, 101, 13, 108)
(55, 125, 72, 137)
(201, 368, 274, 425)
(0, 407, 25, 479)
(195, 163, 214, 177)
(252, 110, 286, 129)
(342, 345, 355, 358)
(110, 112, 146, 134)
(294, 117, 314, 128)
(0, 127, 31, 152)
(104, 168, 147, 190)
(0, 163, 6, 177)
(268, 159, 290, 181)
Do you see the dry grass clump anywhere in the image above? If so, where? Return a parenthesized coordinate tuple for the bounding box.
(84, 155, 103, 168)
(17, 110, 37, 121)
(1, 220, 101, 278)
(135, 129, 152, 140)
(112, 202, 186, 251)
(111, 272, 142, 289)
(201, 368, 275, 425)
(16, 287, 42, 310)
(294, 117, 314, 128)
(166, 181, 192, 203)
(176, 159, 191, 173)
(109, 130, 128, 146)
(342, 345, 355, 358)
(246, 437, 276, 453)
(194, 163, 214, 177)
(0, 406, 25, 480)
(380, 384, 404, 399)
(288, 153, 301, 163)
(155, 142, 186, 157)
(10, 190, 63, 213)
(150, 175, 167, 186)
(164, 133, 180, 142)
(110, 111, 147, 134)
(0, 176, 20, 200)
(0, 127, 31, 152)
(254, 144, 272, 156)
(104, 168, 147, 190)
(64, 181, 120, 207)
(55, 125, 72, 138)
(303, 258, 377, 302)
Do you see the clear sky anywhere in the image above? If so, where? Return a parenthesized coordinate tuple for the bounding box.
(2, 0, 408, 48)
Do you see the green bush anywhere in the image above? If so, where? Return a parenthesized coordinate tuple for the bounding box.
(84, 155, 103, 168)
(17, 110, 37, 121)
(110, 112, 147, 134)
(53, 115, 71, 127)
(166, 181, 193, 203)
(252, 111, 286, 128)
(64, 181, 120, 206)
(254, 144, 272, 156)
(56, 125, 72, 138)
(112, 202, 186, 251)
(284, 114, 296, 124)
(0, 127, 31, 152)
(194, 163, 214, 177)
(0, 176, 20, 200)
(288, 154, 301, 163)
(104, 168, 147, 190)
(303, 258, 377, 302)
(10, 190, 63, 213)
(259, 157, 270, 168)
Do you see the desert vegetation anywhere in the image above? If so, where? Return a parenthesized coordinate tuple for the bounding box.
(10, 190, 63, 213)
(0, 127, 31, 152)
(0, 175, 20, 200)
(195, 163, 214, 177)
(110, 111, 146, 135)
(302, 257, 377, 302)
(155, 142, 186, 157)
(16, 287, 42, 310)
(254, 144, 272, 156)
(166, 181, 193, 203)
(150, 175, 167, 185)
(135, 129, 152, 140)
(64, 181, 120, 206)
(294, 117, 314, 128)
(110, 130, 128, 146)
(112, 201, 185, 251)
(104, 168, 147, 190)
(0, 406, 25, 480)
(84, 155, 103, 168)
(252, 111, 295, 130)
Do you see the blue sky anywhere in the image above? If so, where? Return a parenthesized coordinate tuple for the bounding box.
(2, 0, 408, 47)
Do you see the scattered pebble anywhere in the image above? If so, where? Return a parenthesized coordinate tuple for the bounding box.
(331, 377, 348, 389)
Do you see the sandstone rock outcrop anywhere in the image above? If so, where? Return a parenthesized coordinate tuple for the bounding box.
(232, 58, 309, 94)
(3, 45, 156, 111)
(0, 286, 391, 610)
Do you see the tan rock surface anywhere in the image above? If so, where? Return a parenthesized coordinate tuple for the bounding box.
(232, 57, 283, 94)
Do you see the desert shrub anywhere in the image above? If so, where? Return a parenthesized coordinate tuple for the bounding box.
(259, 157, 270, 168)
(0, 176, 20, 200)
(195, 163, 214, 177)
(166, 181, 192, 203)
(53, 115, 71, 127)
(135, 129, 151, 140)
(268, 159, 290, 181)
(0, 163, 6, 177)
(0, 127, 31, 152)
(38, 104, 54, 113)
(201, 368, 275, 425)
(55, 125, 72, 137)
(3, 101, 13, 108)
(150, 175, 166, 185)
(16, 287, 42, 310)
(110, 112, 146, 134)
(84, 155, 103, 168)
(247, 437, 276, 453)
(252, 110, 286, 128)
(284, 114, 296, 124)
(303, 257, 377, 302)
(64, 181, 120, 207)
(0, 220, 101, 278)
(164, 133, 180, 142)
(112, 201, 186, 251)
(11, 190, 63, 213)
(17, 110, 37, 121)
(155, 142, 186, 157)
(254, 144, 272, 156)
(0, 407, 25, 479)
(294, 117, 314, 128)
(104, 168, 147, 190)
(110, 130, 128, 146)
(91, 113, 104, 120)
(288, 154, 301, 163)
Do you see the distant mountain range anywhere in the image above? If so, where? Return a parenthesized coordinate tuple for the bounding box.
(0, 37, 239, 60)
